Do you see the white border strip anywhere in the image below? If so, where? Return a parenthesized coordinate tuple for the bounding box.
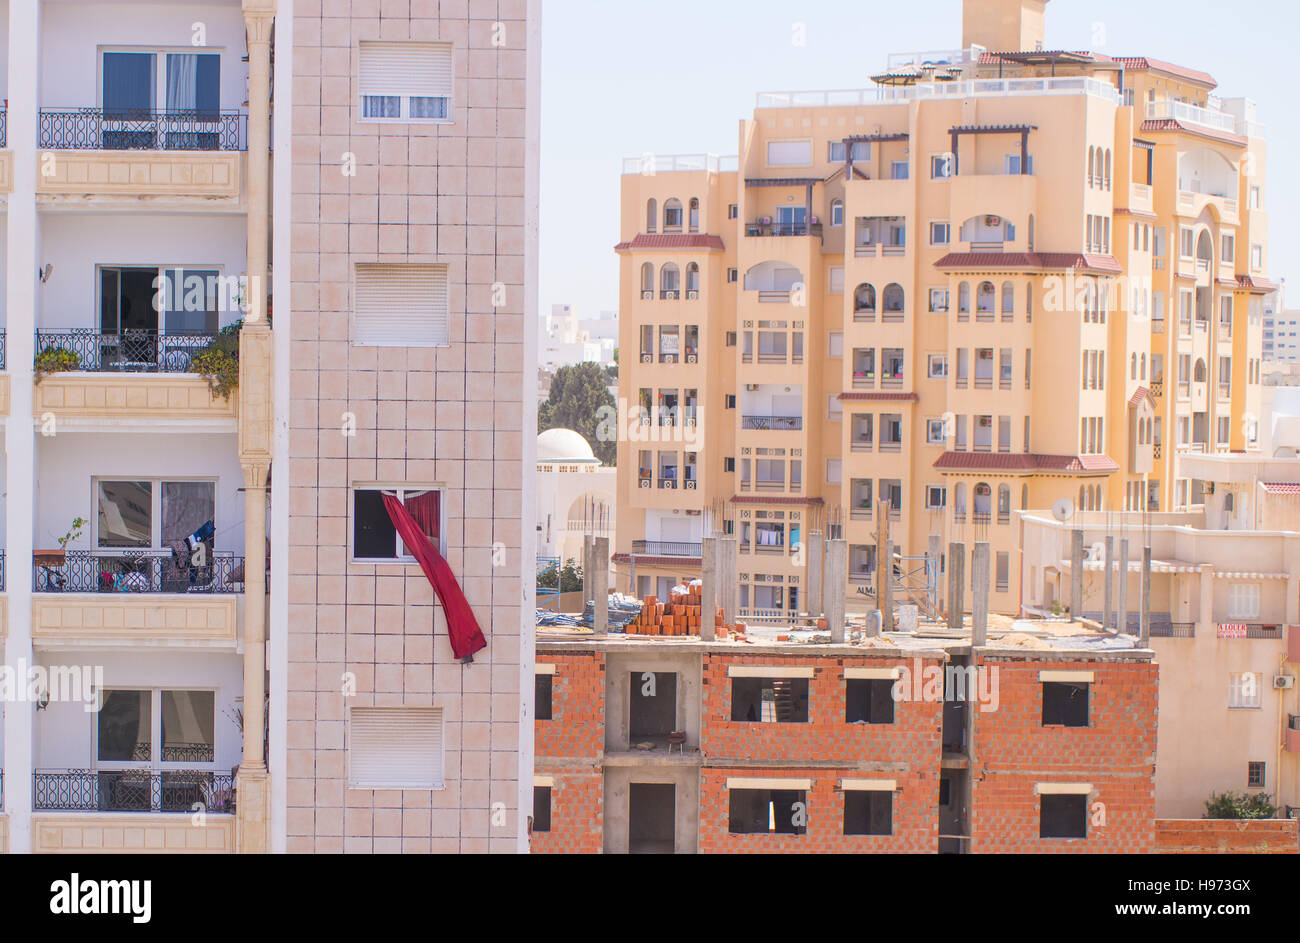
(728, 666, 815, 679)
(1035, 782, 1094, 795)
(1039, 670, 1095, 683)
(535, 663, 556, 675)
(841, 778, 897, 791)
(726, 777, 812, 791)
(845, 666, 901, 680)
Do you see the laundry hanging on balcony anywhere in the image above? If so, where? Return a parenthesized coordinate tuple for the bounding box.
(381, 491, 486, 663)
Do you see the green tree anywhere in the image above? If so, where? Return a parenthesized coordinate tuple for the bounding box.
(1203, 790, 1278, 819)
(538, 361, 617, 466)
(537, 558, 584, 593)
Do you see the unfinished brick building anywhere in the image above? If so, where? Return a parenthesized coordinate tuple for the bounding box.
(532, 623, 1157, 853)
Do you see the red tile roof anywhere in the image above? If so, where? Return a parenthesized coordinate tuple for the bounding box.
(614, 234, 726, 252)
(1139, 119, 1245, 148)
(837, 391, 919, 402)
(1113, 57, 1217, 89)
(1237, 275, 1278, 293)
(933, 452, 1119, 473)
(1262, 482, 1300, 495)
(729, 495, 825, 506)
(1128, 386, 1154, 409)
(934, 252, 1122, 274)
(1114, 207, 1158, 220)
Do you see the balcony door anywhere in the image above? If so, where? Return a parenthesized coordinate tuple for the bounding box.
(94, 688, 218, 812)
(101, 50, 220, 149)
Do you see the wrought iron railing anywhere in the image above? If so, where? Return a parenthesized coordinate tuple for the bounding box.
(1149, 621, 1195, 638)
(0, 549, 5, 592)
(631, 540, 703, 557)
(741, 415, 802, 431)
(33, 549, 245, 593)
(34, 769, 236, 814)
(38, 109, 246, 151)
(0, 329, 6, 369)
(0, 109, 6, 148)
(35, 331, 217, 373)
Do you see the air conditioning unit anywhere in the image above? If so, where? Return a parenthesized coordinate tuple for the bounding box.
(638, 479, 651, 489)
(686, 354, 698, 364)
(685, 480, 698, 490)
(641, 354, 653, 364)
(984, 214, 1001, 227)
(686, 290, 699, 300)
(641, 290, 653, 300)
(1275, 675, 1295, 690)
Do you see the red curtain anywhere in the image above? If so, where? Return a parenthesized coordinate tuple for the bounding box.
(382, 493, 486, 662)
(405, 491, 440, 542)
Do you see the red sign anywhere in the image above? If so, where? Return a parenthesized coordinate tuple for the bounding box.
(1217, 623, 1247, 639)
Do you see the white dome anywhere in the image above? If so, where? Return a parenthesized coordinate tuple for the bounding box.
(537, 428, 599, 464)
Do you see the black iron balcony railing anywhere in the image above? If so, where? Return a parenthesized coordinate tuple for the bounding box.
(35, 331, 217, 373)
(630, 540, 703, 557)
(1149, 621, 1195, 638)
(1242, 623, 1284, 639)
(38, 108, 247, 151)
(34, 769, 236, 814)
(0, 549, 5, 592)
(0, 109, 7, 148)
(0, 329, 6, 369)
(741, 415, 803, 431)
(33, 549, 245, 594)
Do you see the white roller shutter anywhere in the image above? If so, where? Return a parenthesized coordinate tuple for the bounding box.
(766, 139, 812, 166)
(354, 263, 449, 347)
(348, 707, 444, 788)
(358, 41, 453, 99)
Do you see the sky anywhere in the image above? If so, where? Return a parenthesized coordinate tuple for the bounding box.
(538, 0, 1299, 322)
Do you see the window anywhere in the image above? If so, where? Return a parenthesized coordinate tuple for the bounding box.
(354, 264, 449, 346)
(828, 332, 844, 358)
(532, 786, 552, 832)
(97, 689, 216, 769)
(1247, 762, 1266, 789)
(96, 479, 215, 550)
(930, 154, 953, 179)
(1004, 153, 1032, 175)
(925, 485, 946, 509)
(928, 288, 949, 313)
(100, 265, 223, 337)
(348, 707, 444, 788)
(352, 486, 444, 560)
(725, 394, 736, 409)
(1222, 234, 1235, 263)
(846, 679, 894, 724)
(1042, 682, 1089, 726)
(926, 420, 946, 445)
(927, 354, 948, 379)
(1179, 227, 1194, 259)
(830, 200, 844, 227)
(727, 267, 738, 283)
(827, 458, 842, 482)
(996, 551, 1009, 591)
(1228, 672, 1261, 710)
(358, 42, 453, 122)
(929, 221, 950, 245)
(535, 673, 553, 721)
(844, 790, 893, 835)
(724, 457, 735, 473)
(725, 331, 737, 347)
(828, 267, 845, 293)
(731, 677, 809, 722)
(890, 160, 909, 180)
(1040, 794, 1087, 839)
(827, 397, 842, 422)
(1228, 583, 1260, 619)
(1251, 244, 1263, 270)
(729, 788, 807, 835)
(728, 204, 739, 219)
(102, 50, 221, 139)
(767, 139, 812, 166)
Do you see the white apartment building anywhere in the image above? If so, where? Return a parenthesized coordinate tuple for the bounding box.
(0, 0, 539, 855)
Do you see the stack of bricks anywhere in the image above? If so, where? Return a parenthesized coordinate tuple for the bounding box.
(624, 587, 705, 636)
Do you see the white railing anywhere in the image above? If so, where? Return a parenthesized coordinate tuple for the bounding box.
(1145, 100, 1236, 134)
(621, 153, 738, 174)
(757, 76, 1121, 109)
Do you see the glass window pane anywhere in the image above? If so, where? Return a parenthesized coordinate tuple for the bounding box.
(98, 690, 152, 762)
(409, 96, 448, 119)
(162, 481, 215, 546)
(161, 691, 215, 762)
(362, 95, 400, 118)
(103, 52, 155, 117)
(98, 480, 153, 548)
(165, 269, 220, 335)
(354, 489, 397, 558)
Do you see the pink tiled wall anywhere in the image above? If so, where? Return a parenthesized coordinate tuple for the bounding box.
(287, 0, 529, 853)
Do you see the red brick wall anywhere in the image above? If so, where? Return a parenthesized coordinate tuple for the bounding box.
(971, 658, 1158, 853)
(1155, 818, 1299, 854)
(533, 651, 606, 854)
(698, 653, 943, 853)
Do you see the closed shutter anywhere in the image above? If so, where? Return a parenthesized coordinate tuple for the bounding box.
(766, 139, 812, 166)
(354, 263, 449, 346)
(348, 707, 444, 788)
(358, 41, 453, 99)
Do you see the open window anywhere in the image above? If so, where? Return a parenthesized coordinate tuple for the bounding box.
(731, 676, 809, 723)
(1039, 794, 1087, 839)
(535, 673, 553, 721)
(845, 679, 895, 724)
(352, 486, 445, 561)
(1041, 682, 1089, 727)
(532, 786, 552, 832)
(844, 789, 893, 835)
(728, 788, 806, 835)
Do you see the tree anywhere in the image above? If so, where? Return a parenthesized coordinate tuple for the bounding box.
(537, 558, 583, 593)
(538, 361, 617, 466)
(1203, 790, 1277, 819)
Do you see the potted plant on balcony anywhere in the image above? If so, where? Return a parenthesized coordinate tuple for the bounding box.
(34, 516, 86, 569)
(33, 346, 81, 383)
(190, 319, 242, 400)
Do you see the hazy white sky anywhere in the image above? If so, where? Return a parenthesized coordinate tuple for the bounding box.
(539, 0, 1297, 322)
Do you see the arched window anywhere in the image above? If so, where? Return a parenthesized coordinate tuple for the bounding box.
(1196, 229, 1213, 264)
(954, 483, 967, 517)
(1026, 283, 1033, 321)
(1140, 354, 1147, 380)
(854, 283, 876, 314)
(974, 483, 992, 515)
(998, 484, 1011, 519)
(640, 262, 655, 296)
(685, 262, 700, 294)
(646, 198, 657, 233)
(1001, 281, 1015, 315)
(688, 198, 699, 233)
(663, 198, 683, 232)
(1021, 484, 1028, 509)
(1104, 149, 1112, 189)
(958, 282, 971, 315)
(1078, 485, 1086, 511)
(830, 199, 844, 227)
(882, 283, 905, 313)
(1194, 358, 1207, 382)
(1088, 147, 1095, 185)
(1028, 214, 1035, 250)
(976, 281, 996, 314)
(1131, 353, 1138, 379)
(660, 262, 680, 298)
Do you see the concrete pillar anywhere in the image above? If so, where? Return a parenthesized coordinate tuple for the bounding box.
(825, 539, 848, 642)
(971, 543, 990, 646)
(927, 534, 942, 615)
(806, 531, 825, 616)
(1103, 536, 1114, 630)
(948, 542, 965, 631)
(593, 537, 609, 635)
(876, 503, 893, 633)
(1140, 546, 1152, 647)
(1198, 565, 1215, 638)
(1070, 529, 1084, 617)
(582, 535, 595, 606)
(720, 537, 738, 628)
(700, 536, 719, 641)
(3, 0, 41, 855)
(1117, 538, 1129, 635)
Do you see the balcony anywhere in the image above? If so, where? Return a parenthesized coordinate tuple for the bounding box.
(1145, 100, 1236, 135)
(741, 415, 802, 431)
(1149, 621, 1195, 638)
(34, 768, 236, 815)
(36, 108, 245, 201)
(33, 550, 245, 594)
(745, 220, 822, 239)
(630, 541, 703, 558)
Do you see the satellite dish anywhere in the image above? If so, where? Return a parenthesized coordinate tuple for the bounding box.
(1051, 498, 1074, 522)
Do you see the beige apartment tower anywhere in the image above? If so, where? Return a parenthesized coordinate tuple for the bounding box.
(614, 0, 1269, 621)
